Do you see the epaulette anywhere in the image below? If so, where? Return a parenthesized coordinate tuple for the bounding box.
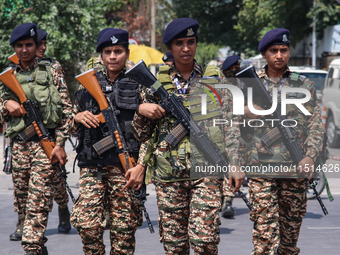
(290, 72, 306, 87)
(86, 57, 97, 69)
(157, 65, 172, 84)
(38, 57, 52, 66)
(203, 65, 220, 77)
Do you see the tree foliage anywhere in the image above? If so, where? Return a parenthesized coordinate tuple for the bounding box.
(235, 0, 340, 57)
(0, 0, 126, 101)
(171, 0, 242, 46)
(169, 0, 340, 58)
(195, 42, 220, 67)
(308, 0, 340, 37)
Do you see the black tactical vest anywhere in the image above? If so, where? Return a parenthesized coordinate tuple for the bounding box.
(75, 70, 140, 168)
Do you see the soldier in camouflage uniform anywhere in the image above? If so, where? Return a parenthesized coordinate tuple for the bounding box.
(242, 28, 324, 255)
(0, 23, 73, 255)
(35, 29, 71, 234)
(8, 29, 72, 242)
(162, 51, 174, 66)
(220, 55, 242, 219)
(133, 18, 245, 255)
(70, 28, 143, 255)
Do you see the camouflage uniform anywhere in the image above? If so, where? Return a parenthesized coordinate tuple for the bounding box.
(11, 61, 69, 217)
(70, 65, 142, 255)
(220, 76, 241, 203)
(132, 61, 241, 254)
(0, 57, 72, 254)
(243, 65, 324, 255)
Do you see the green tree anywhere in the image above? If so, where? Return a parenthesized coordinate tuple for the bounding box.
(196, 42, 220, 67)
(171, 0, 242, 48)
(0, 0, 126, 101)
(235, 0, 340, 56)
(308, 0, 340, 38)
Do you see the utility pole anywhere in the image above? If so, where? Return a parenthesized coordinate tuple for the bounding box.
(151, 0, 156, 49)
(312, 0, 317, 68)
(150, 0, 157, 74)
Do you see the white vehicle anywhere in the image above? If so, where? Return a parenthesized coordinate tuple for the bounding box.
(289, 66, 328, 103)
(323, 58, 340, 147)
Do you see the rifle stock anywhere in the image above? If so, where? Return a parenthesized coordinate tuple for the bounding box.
(8, 53, 19, 65)
(0, 68, 28, 113)
(75, 69, 107, 123)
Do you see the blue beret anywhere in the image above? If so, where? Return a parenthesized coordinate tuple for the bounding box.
(162, 51, 174, 62)
(10, 23, 37, 45)
(222, 55, 240, 71)
(97, 28, 112, 42)
(163, 18, 199, 44)
(258, 28, 290, 52)
(96, 28, 129, 52)
(37, 29, 48, 42)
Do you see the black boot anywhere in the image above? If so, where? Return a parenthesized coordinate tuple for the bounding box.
(222, 201, 234, 218)
(104, 211, 110, 230)
(57, 206, 71, 234)
(42, 246, 48, 255)
(24, 246, 47, 255)
(10, 216, 24, 241)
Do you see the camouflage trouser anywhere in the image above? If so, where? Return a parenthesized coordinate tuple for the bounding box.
(70, 166, 142, 255)
(153, 177, 222, 255)
(51, 169, 69, 208)
(222, 177, 235, 202)
(12, 141, 55, 254)
(248, 178, 307, 255)
(13, 161, 69, 213)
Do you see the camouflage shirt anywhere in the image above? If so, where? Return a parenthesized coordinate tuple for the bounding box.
(242, 65, 324, 165)
(132, 61, 241, 182)
(0, 57, 73, 146)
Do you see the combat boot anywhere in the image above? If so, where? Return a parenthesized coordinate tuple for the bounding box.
(24, 246, 47, 255)
(10, 216, 24, 241)
(57, 206, 71, 234)
(105, 211, 110, 230)
(222, 201, 234, 218)
(42, 246, 48, 255)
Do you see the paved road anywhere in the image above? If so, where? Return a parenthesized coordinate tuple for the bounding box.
(0, 136, 340, 254)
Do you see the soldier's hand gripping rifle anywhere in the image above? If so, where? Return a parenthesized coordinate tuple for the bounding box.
(236, 65, 328, 215)
(75, 69, 154, 233)
(125, 60, 254, 212)
(0, 67, 75, 203)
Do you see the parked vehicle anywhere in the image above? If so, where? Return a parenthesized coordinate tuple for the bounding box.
(289, 66, 328, 104)
(322, 58, 340, 148)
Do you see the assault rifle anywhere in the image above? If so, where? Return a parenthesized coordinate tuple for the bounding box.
(75, 69, 155, 233)
(236, 65, 328, 215)
(125, 60, 254, 212)
(0, 67, 75, 203)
